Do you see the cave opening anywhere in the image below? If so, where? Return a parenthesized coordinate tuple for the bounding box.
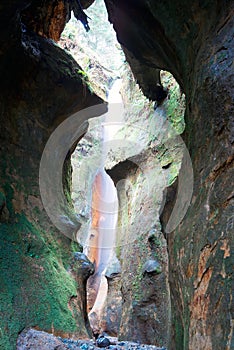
(60, 0, 186, 345)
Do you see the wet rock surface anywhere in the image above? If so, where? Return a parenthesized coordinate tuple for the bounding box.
(17, 329, 166, 350)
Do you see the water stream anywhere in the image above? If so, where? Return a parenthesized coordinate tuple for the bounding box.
(84, 80, 123, 334)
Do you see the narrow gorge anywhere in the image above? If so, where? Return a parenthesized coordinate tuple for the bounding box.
(0, 1, 233, 350)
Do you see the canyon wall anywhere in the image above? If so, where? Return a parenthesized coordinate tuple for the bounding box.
(108, 152, 170, 347)
(104, 1, 233, 349)
(0, 1, 233, 349)
(0, 1, 102, 349)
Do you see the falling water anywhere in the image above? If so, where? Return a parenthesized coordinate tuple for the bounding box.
(85, 80, 122, 333)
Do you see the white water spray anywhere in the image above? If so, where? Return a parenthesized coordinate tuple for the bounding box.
(85, 80, 123, 333)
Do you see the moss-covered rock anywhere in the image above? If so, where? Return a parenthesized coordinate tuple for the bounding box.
(0, 2, 103, 349)
(0, 214, 84, 349)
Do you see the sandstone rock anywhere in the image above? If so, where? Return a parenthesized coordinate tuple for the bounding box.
(99, 274, 122, 337)
(0, 0, 232, 349)
(105, 1, 233, 349)
(0, 1, 103, 347)
(109, 149, 170, 346)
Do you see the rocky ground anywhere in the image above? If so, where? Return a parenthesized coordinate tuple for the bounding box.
(17, 329, 166, 350)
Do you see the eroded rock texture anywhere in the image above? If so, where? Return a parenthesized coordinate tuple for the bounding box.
(0, 1, 102, 349)
(22, 0, 95, 41)
(0, 0, 233, 349)
(104, 1, 233, 349)
(108, 153, 170, 347)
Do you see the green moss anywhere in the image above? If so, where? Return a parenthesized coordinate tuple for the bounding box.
(161, 71, 185, 134)
(0, 214, 82, 350)
(77, 69, 88, 80)
(149, 234, 162, 251)
(132, 234, 148, 301)
(63, 157, 73, 207)
(168, 162, 180, 186)
(132, 262, 143, 302)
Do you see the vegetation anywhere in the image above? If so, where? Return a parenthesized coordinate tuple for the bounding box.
(161, 70, 185, 134)
(0, 213, 82, 350)
(59, 0, 124, 98)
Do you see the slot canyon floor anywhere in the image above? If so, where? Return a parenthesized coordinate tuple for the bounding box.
(17, 329, 166, 350)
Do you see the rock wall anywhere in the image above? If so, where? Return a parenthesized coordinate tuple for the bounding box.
(0, 2, 102, 349)
(22, 0, 95, 41)
(101, 64, 184, 346)
(108, 153, 170, 347)
(0, 1, 233, 349)
(105, 1, 233, 349)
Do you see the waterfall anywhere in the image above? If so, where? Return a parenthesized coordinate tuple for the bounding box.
(85, 80, 122, 333)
